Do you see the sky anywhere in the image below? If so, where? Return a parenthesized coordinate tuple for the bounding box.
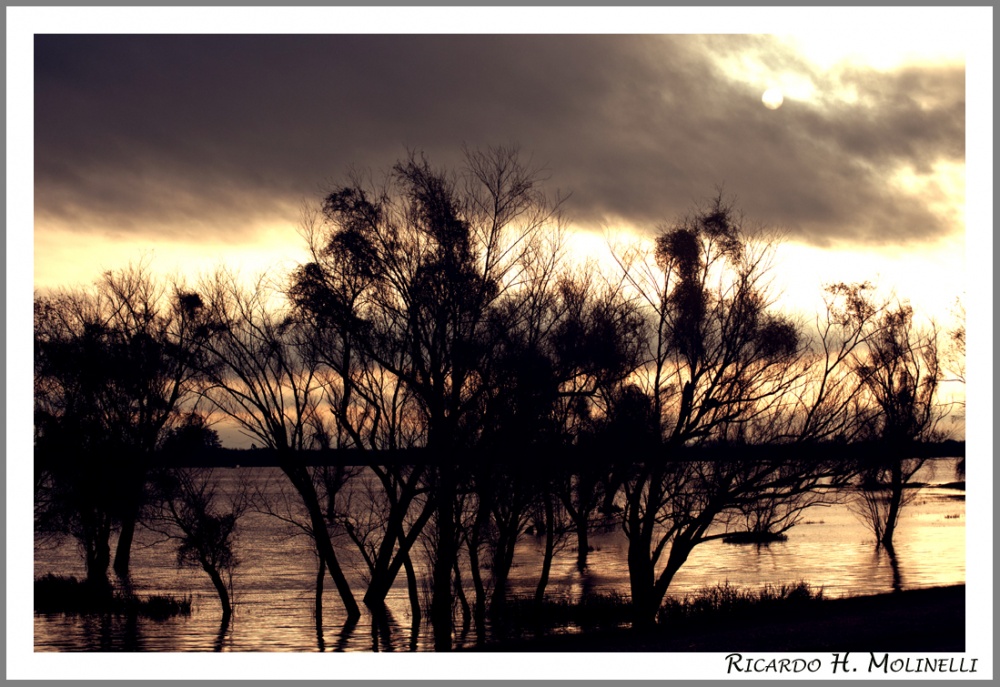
(9, 6, 993, 681)
(28, 18, 978, 324)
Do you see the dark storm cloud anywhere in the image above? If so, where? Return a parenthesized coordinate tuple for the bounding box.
(34, 34, 964, 246)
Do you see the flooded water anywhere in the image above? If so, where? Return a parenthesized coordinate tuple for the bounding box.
(33, 458, 965, 652)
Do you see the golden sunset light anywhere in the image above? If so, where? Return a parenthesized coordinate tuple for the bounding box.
(11, 6, 991, 681)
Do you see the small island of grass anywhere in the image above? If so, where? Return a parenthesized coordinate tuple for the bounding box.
(34, 574, 192, 620)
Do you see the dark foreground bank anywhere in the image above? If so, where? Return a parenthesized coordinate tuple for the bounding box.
(471, 585, 965, 652)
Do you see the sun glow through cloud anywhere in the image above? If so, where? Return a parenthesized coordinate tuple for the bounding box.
(779, 30, 966, 72)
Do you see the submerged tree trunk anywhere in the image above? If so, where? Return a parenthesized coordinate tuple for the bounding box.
(880, 461, 904, 548)
(202, 559, 232, 621)
(315, 556, 326, 622)
(489, 519, 520, 617)
(113, 512, 136, 583)
(402, 550, 421, 625)
(535, 494, 556, 603)
(112, 462, 148, 583)
(575, 516, 590, 572)
(282, 463, 360, 622)
(362, 481, 434, 611)
(431, 462, 457, 651)
(627, 533, 657, 629)
(465, 502, 488, 641)
(453, 556, 471, 637)
(84, 513, 113, 590)
(560, 479, 593, 572)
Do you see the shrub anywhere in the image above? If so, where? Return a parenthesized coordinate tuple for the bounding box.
(34, 574, 191, 619)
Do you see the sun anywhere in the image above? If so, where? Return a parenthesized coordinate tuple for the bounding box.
(762, 88, 784, 110)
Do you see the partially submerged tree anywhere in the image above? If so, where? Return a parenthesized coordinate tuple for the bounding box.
(609, 194, 855, 627)
(291, 206, 435, 628)
(291, 145, 565, 649)
(34, 263, 208, 587)
(155, 466, 249, 623)
(195, 270, 361, 622)
(847, 290, 944, 549)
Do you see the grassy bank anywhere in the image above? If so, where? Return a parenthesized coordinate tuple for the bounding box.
(473, 584, 965, 652)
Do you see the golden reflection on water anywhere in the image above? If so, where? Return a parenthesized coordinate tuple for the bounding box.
(34, 460, 965, 651)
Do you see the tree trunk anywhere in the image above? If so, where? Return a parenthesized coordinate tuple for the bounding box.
(650, 537, 695, 622)
(431, 463, 457, 651)
(402, 549, 421, 625)
(113, 512, 136, 582)
(84, 514, 113, 590)
(489, 521, 518, 615)
(363, 485, 434, 610)
(202, 560, 232, 621)
(575, 512, 590, 572)
(562, 474, 594, 572)
(466, 513, 488, 642)
(627, 527, 657, 628)
(281, 464, 360, 622)
(363, 501, 406, 609)
(880, 461, 904, 548)
(315, 556, 326, 622)
(453, 556, 471, 636)
(535, 494, 555, 603)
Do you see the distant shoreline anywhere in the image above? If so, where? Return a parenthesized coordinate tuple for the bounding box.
(469, 585, 965, 653)
(40, 441, 965, 470)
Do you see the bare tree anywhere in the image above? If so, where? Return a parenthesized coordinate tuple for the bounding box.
(291, 145, 565, 649)
(153, 466, 249, 623)
(291, 205, 435, 627)
(847, 292, 945, 549)
(34, 263, 207, 587)
(608, 194, 853, 627)
(195, 270, 361, 622)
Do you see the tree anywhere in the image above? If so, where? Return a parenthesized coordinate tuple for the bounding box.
(34, 263, 207, 586)
(194, 270, 361, 622)
(608, 194, 852, 627)
(154, 464, 248, 624)
(291, 145, 565, 649)
(291, 205, 435, 628)
(546, 269, 647, 572)
(848, 292, 944, 549)
(944, 296, 966, 478)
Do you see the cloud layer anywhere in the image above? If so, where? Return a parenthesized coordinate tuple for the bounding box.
(35, 34, 965, 248)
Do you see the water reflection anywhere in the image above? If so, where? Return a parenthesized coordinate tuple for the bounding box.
(884, 546, 903, 593)
(34, 460, 965, 652)
(214, 617, 230, 652)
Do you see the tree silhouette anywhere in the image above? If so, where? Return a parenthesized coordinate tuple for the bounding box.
(608, 194, 853, 627)
(194, 270, 361, 622)
(291, 145, 564, 649)
(32, 149, 963, 651)
(845, 288, 944, 549)
(34, 263, 207, 587)
(292, 206, 434, 628)
(152, 463, 248, 625)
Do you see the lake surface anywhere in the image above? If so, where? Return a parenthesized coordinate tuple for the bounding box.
(33, 458, 965, 652)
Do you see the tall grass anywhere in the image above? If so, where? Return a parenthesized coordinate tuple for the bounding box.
(658, 581, 823, 626)
(493, 581, 824, 641)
